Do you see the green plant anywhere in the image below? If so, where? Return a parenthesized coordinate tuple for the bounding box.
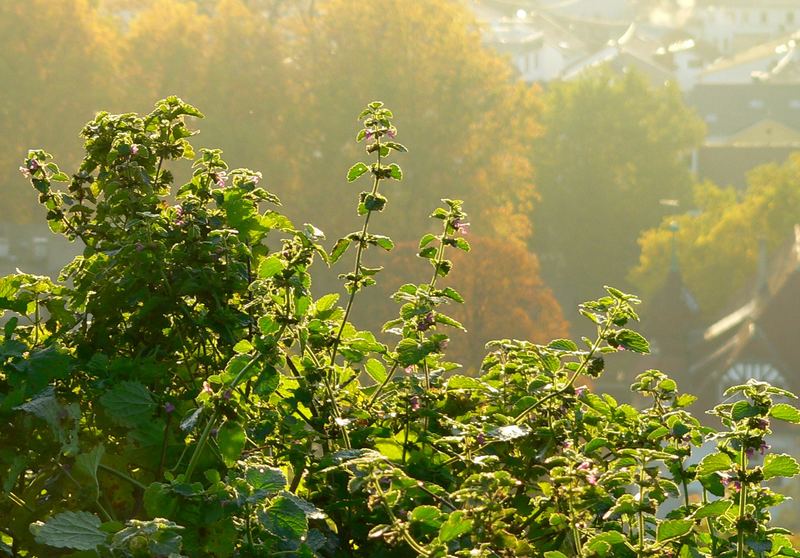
(1, 99, 799, 558)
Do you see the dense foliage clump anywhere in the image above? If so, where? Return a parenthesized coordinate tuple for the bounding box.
(1, 99, 799, 557)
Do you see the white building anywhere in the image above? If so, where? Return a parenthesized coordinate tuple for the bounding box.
(699, 31, 800, 84)
(688, 0, 800, 55)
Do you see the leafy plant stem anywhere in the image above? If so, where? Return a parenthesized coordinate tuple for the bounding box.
(366, 361, 400, 410)
(513, 300, 620, 424)
(737, 441, 748, 558)
(98, 464, 147, 491)
(373, 477, 430, 556)
(329, 141, 383, 367)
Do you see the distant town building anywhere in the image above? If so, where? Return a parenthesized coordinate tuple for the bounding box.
(688, 0, 800, 55)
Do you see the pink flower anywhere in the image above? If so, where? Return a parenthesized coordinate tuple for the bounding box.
(19, 166, 31, 179)
(452, 219, 470, 235)
(576, 461, 591, 471)
(759, 441, 770, 455)
(587, 472, 599, 486)
(212, 171, 227, 188)
(410, 396, 420, 411)
(163, 402, 176, 414)
(202, 381, 213, 395)
(575, 385, 587, 397)
(130, 144, 139, 156)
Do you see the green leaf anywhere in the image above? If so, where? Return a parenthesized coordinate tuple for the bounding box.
(656, 519, 693, 542)
(762, 454, 800, 480)
(438, 511, 472, 543)
(696, 452, 733, 477)
(258, 255, 286, 279)
(217, 422, 247, 467)
(371, 235, 394, 251)
(731, 400, 760, 421)
(51, 172, 70, 182)
(388, 163, 403, 180)
(544, 553, 569, 558)
(548, 339, 578, 352)
(396, 338, 434, 367)
(259, 495, 308, 542)
(32, 511, 107, 551)
(693, 500, 732, 519)
(99, 381, 155, 428)
(419, 233, 437, 249)
(385, 141, 408, 152)
(584, 438, 608, 453)
(770, 403, 800, 424)
(347, 162, 369, 182)
(488, 424, 531, 442)
(615, 329, 650, 354)
(75, 445, 105, 500)
(441, 287, 464, 303)
(364, 358, 387, 384)
(410, 505, 443, 529)
(244, 463, 286, 495)
(330, 237, 352, 264)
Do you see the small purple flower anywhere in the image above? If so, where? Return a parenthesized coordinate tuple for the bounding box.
(130, 144, 139, 156)
(212, 171, 228, 188)
(575, 385, 587, 397)
(222, 389, 232, 400)
(476, 433, 486, 445)
(410, 396, 421, 411)
(404, 366, 414, 375)
(752, 418, 769, 430)
(587, 472, 599, 486)
(561, 439, 573, 450)
(759, 441, 770, 455)
(135, 242, 144, 252)
(417, 312, 435, 332)
(576, 461, 591, 472)
(365, 130, 373, 141)
(163, 402, 176, 414)
(19, 166, 31, 179)
(746, 447, 755, 458)
(387, 129, 396, 139)
(452, 219, 470, 235)
(28, 159, 40, 172)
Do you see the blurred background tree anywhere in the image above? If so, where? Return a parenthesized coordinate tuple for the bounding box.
(530, 68, 705, 313)
(0, 0, 120, 222)
(632, 155, 800, 317)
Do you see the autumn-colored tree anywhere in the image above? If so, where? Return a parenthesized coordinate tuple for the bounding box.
(354, 236, 569, 370)
(0, 0, 120, 223)
(632, 154, 800, 317)
(531, 68, 705, 312)
(283, 0, 542, 244)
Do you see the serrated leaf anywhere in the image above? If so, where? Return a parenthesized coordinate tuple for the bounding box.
(656, 519, 693, 542)
(259, 495, 308, 542)
(75, 445, 105, 500)
(548, 339, 578, 352)
(438, 511, 472, 543)
(99, 381, 155, 428)
(258, 255, 286, 279)
(441, 287, 464, 303)
(584, 438, 608, 453)
(693, 500, 731, 519)
(488, 424, 530, 441)
(384, 141, 408, 152)
(330, 237, 352, 264)
(364, 358, 387, 384)
(347, 162, 369, 182)
(696, 452, 732, 477)
(615, 329, 650, 354)
(419, 233, 437, 249)
(770, 403, 800, 424)
(32, 511, 107, 550)
(244, 463, 286, 495)
(762, 454, 800, 480)
(217, 422, 247, 466)
(388, 163, 402, 180)
(731, 400, 760, 421)
(371, 235, 394, 251)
